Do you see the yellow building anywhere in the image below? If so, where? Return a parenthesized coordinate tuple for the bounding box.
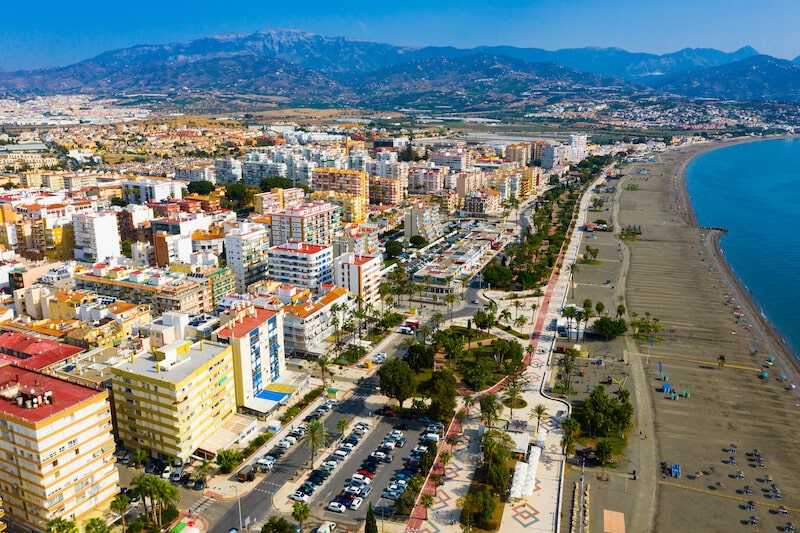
(310, 190, 366, 224)
(0, 364, 118, 532)
(111, 339, 236, 461)
(46, 291, 97, 321)
(42, 219, 75, 261)
(311, 168, 368, 198)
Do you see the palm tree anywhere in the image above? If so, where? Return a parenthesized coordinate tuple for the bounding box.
(499, 309, 512, 325)
(445, 292, 458, 320)
(561, 417, 581, 455)
(131, 474, 154, 523)
(504, 379, 524, 420)
(566, 263, 580, 299)
(420, 493, 435, 520)
(151, 478, 180, 527)
(304, 418, 330, 469)
(378, 283, 392, 314)
(47, 518, 78, 533)
(196, 458, 213, 482)
(330, 303, 342, 342)
(131, 448, 149, 470)
(336, 418, 349, 438)
(514, 315, 527, 331)
(418, 323, 432, 342)
(479, 394, 500, 429)
(110, 494, 131, 533)
(595, 301, 605, 316)
(83, 518, 110, 533)
(292, 501, 311, 531)
(440, 451, 452, 473)
(459, 274, 471, 298)
(462, 394, 475, 413)
(562, 306, 577, 341)
(529, 301, 539, 323)
(432, 311, 445, 331)
(316, 355, 331, 386)
(530, 403, 549, 434)
(513, 300, 523, 320)
(616, 304, 626, 319)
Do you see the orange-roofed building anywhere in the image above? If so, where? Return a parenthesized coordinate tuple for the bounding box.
(282, 286, 348, 356)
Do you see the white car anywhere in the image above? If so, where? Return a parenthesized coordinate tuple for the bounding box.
(356, 422, 372, 430)
(290, 491, 310, 502)
(284, 435, 298, 445)
(392, 479, 407, 488)
(350, 497, 364, 511)
(277, 440, 291, 449)
(327, 502, 347, 513)
(257, 456, 275, 471)
(413, 445, 429, 454)
(351, 473, 372, 485)
(389, 430, 403, 439)
(354, 426, 367, 436)
(387, 483, 406, 493)
(341, 442, 355, 450)
(343, 485, 361, 496)
(370, 451, 387, 461)
(322, 460, 338, 471)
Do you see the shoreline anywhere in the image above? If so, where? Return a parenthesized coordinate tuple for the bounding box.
(675, 135, 800, 381)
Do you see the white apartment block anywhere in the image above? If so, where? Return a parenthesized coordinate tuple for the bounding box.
(568, 134, 588, 163)
(72, 212, 121, 262)
(174, 166, 215, 184)
(408, 164, 447, 194)
(122, 178, 183, 204)
(0, 365, 118, 532)
(333, 253, 381, 308)
(542, 144, 570, 169)
(404, 202, 444, 242)
(268, 201, 341, 246)
(267, 242, 333, 291)
(214, 158, 242, 183)
(431, 150, 470, 171)
(225, 223, 270, 293)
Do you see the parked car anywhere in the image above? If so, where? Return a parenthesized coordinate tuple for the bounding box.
(396, 438, 407, 448)
(327, 502, 347, 513)
(387, 483, 406, 493)
(370, 451, 387, 461)
(351, 473, 372, 485)
(122, 451, 132, 465)
(192, 478, 205, 491)
(382, 491, 401, 501)
(350, 497, 364, 511)
(359, 486, 373, 497)
(357, 469, 375, 479)
(284, 435, 297, 445)
(290, 492, 310, 502)
(170, 466, 184, 483)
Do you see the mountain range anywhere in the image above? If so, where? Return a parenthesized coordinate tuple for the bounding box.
(0, 29, 798, 108)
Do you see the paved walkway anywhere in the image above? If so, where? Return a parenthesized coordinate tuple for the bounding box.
(399, 171, 609, 533)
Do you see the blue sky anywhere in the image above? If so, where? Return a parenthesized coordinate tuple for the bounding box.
(0, 0, 796, 70)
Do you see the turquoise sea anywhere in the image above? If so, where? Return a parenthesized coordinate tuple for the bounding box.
(686, 138, 800, 357)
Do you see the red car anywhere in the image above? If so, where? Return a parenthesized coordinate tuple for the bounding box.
(357, 469, 376, 479)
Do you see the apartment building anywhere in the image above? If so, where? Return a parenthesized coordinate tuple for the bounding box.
(311, 168, 368, 199)
(333, 253, 381, 308)
(267, 242, 333, 291)
(309, 190, 366, 224)
(153, 233, 192, 266)
(225, 223, 270, 294)
(214, 158, 242, 184)
(72, 212, 121, 263)
(212, 304, 286, 407)
(404, 202, 444, 242)
(111, 339, 236, 461)
(253, 188, 305, 215)
(267, 201, 340, 246)
(122, 178, 183, 205)
(191, 228, 226, 256)
(332, 225, 380, 258)
(151, 213, 212, 236)
(74, 264, 213, 316)
(463, 189, 501, 216)
(0, 365, 118, 532)
(174, 165, 215, 184)
(408, 164, 447, 194)
(505, 143, 532, 166)
(368, 176, 404, 206)
(282, 286, 348, 356)
(431, 150, 471, 171)
(541, 144, 570, 169)
(568, 134, 588, 163)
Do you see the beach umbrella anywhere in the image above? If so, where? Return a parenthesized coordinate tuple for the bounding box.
(780, 375, 787, 380)
(761, 372, 769, 379)
(768, 356, 776, 362)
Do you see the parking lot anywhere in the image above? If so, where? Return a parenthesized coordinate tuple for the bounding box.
(285, 413, 433, 520)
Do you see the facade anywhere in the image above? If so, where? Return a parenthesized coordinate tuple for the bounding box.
(309, 190, 366, 224)
(505, 143, 532, 165)
(214, 158, 242, 184)
(225, 223, 270, 294)
(404, 202, 444, 242)
(463, 189, 501, 216)
(267, 242, 333, 291)
(153, 232, 192, 266)
(332, 225, 380, 258)
(174, 165, 215, 184)
(0, 365, 118, 532)
(253, 188, 305, 215)
(115, 204, 153, 244)
(333, 253, 381, 308)
(212, 304, 286, 407)
(191, 228, 226, 256)
(431, 150, 470, 171)
(122, 178, 183, 204)
(542, 144, 570, 169)
(311, 168, 368, 199)
(72, 212, 121, 263)
(282, 287, 348, 356)
(267, 201, 340, 246)
(368, 176, 404, 205)
(568, 134, 588, 163)
(111, 339, 236, 461)
(408, 165, 447, 194)
(74, 265, 213, 315)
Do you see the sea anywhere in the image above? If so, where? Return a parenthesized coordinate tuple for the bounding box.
(685, 137, 800, 358)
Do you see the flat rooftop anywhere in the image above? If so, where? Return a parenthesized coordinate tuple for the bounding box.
(112, 340, 229, 386)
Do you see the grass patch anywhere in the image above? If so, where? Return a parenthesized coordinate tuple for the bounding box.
(498, 325, 529, 340)
(445, 325, 495, 343)
(579, 259, 602, 265)
(461, 468, 506, 532)
(502, 398, 527, 409)
(412, 368, 434, 397)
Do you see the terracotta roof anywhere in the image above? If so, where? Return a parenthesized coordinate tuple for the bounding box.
(214, 307, 276, 340)
(0, 331, 84, 370)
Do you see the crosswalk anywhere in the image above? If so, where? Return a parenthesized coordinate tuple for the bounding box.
(189, 496, 214, 515)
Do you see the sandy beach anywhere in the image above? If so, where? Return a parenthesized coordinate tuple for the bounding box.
(558, 137, 800, 532)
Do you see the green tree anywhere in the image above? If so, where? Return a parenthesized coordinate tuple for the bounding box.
(595, 301, 605, 317)
(561, 417, 581, 455)
(487, 460, 511, 495)
(406, 342, 435, 372)
(225, 183, 252, 209)
(316, 354, 331, 385)
(110, 196, 127, 207)
(336, 418, 349, 437)
(616, 304, 626, 318)
(215, 448, 244, 473)
(410, 235, 428, 248)
(385, 240, 403, 258)
(48, 518, 79, 533)
(504, 377, 524, 420)
(304, 418, 330, 469)
(262, 516, 297, 533)
(186, 180, 215, 195)
(566, 263, 580, 299)
(426, 370, 457, 422)
(365, 502, 378, 533)
(83, 518, 110, 533)
(259, 177, 294, 192)
(593, 316, 628, 340)
(131, 449, 149, 470)
(514, 315, 528, 331)
(292, 501, 311, 530)
(420, 493, 435, 519)
(596, 439, 614, 465)
(499, 309, 512, 325)
(378, 358, 416, 408)
(111, 494, 131, 533)
(479, 394, 501, 429)
(530, 403, 549, 434)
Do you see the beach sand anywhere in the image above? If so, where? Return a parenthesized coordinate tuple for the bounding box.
(558, 138, 800, 532)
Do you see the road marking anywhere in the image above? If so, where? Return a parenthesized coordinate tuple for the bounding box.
(659, 480, 797, 510)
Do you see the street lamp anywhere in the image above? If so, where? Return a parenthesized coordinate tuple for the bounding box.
(234, 485, 243, 533)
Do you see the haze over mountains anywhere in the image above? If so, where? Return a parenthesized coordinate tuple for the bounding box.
(0, 29, 798, 107)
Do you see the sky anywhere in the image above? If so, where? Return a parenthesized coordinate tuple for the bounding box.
(0, 0, 797, 70)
